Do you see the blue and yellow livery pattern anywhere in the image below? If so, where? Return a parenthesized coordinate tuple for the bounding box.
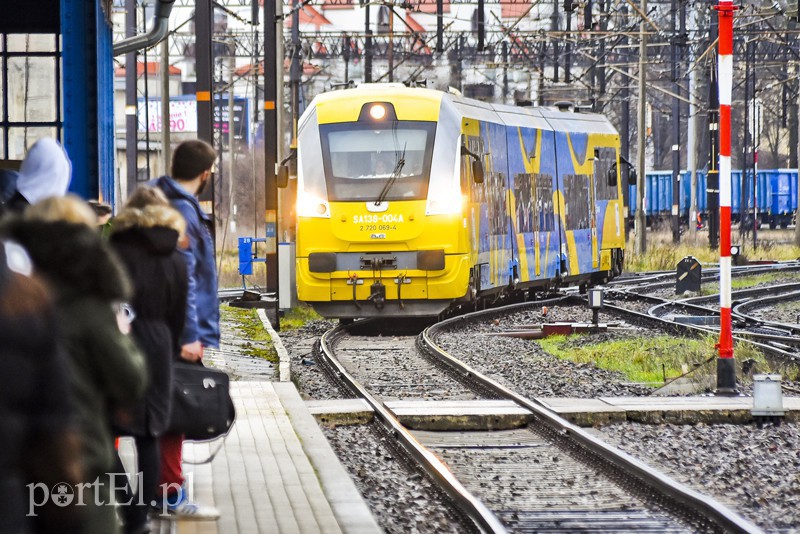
(294, 84, 624, 318)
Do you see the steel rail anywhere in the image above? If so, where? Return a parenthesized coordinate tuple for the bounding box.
(644, 297, 800, 355)
(421, 298, 762, 533)
(602, 294, 800, 389)
(610, 263, 800, 293)
(318, 322, 508, 534)
(732, 290, 800, 335)
(640, 283, 800, 350)
(678, 282, 800, 307)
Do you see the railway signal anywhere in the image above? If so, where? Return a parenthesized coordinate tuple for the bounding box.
(715, 0, 738, 394)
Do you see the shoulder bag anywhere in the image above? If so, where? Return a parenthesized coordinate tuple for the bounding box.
(168, 361, 236, 442)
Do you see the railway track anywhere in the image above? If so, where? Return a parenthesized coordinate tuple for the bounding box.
(610, 280, 800, 365)
(608, 262, 800, 296)
(314, 304, 759, 533)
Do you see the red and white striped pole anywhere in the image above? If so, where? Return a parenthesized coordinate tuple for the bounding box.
(716, 0, 738, 394)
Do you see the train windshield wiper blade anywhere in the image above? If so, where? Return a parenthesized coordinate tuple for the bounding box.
(374, 147, 406, 206)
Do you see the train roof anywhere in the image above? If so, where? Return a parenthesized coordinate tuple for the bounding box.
(304, 83, 617, 136)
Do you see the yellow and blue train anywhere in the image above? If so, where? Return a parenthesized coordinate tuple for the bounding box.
(289, 83, 625, 319)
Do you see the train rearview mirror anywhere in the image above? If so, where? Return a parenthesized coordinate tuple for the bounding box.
(277, 165, 290, 188)
(607, 164, 617, 187)
(472, 160, 484, 184)
(628, 168, 637, 185)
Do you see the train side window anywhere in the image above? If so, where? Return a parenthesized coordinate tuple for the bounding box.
(534, 173, 554, 232)
(563, 173, 591, 230)
(513, 173, 534, 233)
(465, 134, 486, 202)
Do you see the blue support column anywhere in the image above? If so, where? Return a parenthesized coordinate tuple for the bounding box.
(60, 0, 116, 205)
(96, 3, 116, 205)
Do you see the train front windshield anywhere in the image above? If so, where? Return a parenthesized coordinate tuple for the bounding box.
(320, 122, 436, 202)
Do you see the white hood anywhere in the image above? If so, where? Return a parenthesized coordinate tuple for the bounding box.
(17, 138, 72, 204)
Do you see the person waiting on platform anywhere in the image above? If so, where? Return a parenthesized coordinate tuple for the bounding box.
(110, 186, 188, 534)
(152, 140, 221, 520)
(0, 239, 84, 533)
(2, 138, 72, 216)
(1, 195, 147, 533)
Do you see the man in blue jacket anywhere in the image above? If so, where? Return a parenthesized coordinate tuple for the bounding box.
(153, 140, 220, 520)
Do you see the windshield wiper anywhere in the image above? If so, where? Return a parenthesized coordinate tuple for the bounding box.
(374, 143, 406, 206)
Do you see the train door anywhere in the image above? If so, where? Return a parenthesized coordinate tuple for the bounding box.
(510, 126, 561, 282)
(508, 125, 538, 283)
(554, 130, 597, 276)
(483, 121, 514, 288)
(464, 119, 513, 291)
(593, 146, 623, 270)
(537, 129, 562, 279)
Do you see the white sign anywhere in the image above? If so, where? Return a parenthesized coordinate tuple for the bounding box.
(138, 100, 198, 133)
(748, 98, 762, 139)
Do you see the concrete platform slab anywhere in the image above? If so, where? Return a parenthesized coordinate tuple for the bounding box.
(535, 398, 627, 426)
(537, 396, 800, 426)
(306, 399, 375, 426)
(384, 399, 532, 430)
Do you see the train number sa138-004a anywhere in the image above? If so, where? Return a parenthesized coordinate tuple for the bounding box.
(352, 214, 406, 224)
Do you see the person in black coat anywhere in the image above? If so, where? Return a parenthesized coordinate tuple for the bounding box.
(109, 186, 188, 534)
(0, 240, 84, 533)
(2, 195, 147, 534)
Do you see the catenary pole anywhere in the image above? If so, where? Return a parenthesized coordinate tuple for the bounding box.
(634, 0, 647, 256)
(125, 0, 138, 197)
(688, 1, 698, 243)
(670, 0, 680, 244)
(621, 4, 631, 239)
(707, 15, 719, 250)
(715, 0, 737, 394)
(161, 38, 171, 176)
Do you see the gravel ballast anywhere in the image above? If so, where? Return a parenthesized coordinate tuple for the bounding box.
(279, 309, 800, 532)
(597, 421, 800, 532)
(281, 319, 477, 533)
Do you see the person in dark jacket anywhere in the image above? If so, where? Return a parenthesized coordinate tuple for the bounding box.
(151, 140, 220, 519)
(0, 240, 84, 533)
(109, 186, 188, 534)
(2, 195, 147, 534)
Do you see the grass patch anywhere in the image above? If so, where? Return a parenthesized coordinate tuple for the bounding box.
(624, 229, 800, 272)
(280, 303, 322, 330)
(537, 333, 769, 385)
(221, 305, 278, 363)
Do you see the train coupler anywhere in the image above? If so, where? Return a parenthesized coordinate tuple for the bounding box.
(367, 280, 386, 309)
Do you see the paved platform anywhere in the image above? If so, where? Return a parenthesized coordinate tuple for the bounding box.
(537, 396, 800, 426)
(118, 307, 380, 534)
(128, 381, 380, 534)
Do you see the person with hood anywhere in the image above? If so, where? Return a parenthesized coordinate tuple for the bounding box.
(109, 186, 188, 534)
(3, 138, 72, 215)
(152, 140, 220, 519)
(1, 195, 147, 534)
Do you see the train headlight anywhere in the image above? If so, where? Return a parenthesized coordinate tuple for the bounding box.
(426, 194, 465, 216)
(297, 190, 330, 218)
(369, 104, 387, 120)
